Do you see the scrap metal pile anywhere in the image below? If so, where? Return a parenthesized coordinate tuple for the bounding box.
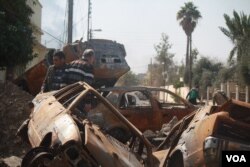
(17, 82, 250, 167)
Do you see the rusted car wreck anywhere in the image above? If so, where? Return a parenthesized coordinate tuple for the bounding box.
(18, 82, 166, 167)
(157, 99, 250, 167)
(18, 82, 250, 167)
(100, 86, 195, 132)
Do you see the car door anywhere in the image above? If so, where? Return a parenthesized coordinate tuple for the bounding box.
(118, 90, 153, 132)
(153, 89, 194, 124)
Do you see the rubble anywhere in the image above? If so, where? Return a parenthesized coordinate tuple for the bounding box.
(159, 116, 178, 136)
(143, 116, 178, 146)
(0, 81, 33, 159)
(0, 156, 22, 167)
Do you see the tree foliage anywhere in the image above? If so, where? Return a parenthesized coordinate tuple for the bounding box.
(217, 64, 236, 83)
(176, 2, 201, 36)
(154, 34, 174, 64)
(219, 11, 250, 85)
(0, 0, 35, 68)
(154, 33, 177, 85)
(192, 57, 223, 95)
(144, 33, 182, 87)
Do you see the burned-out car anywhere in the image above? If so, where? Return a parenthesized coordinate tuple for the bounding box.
(18, 81, 250, 167)
(156, 99, 250, 167)
(17, 82, 173, 167)
(100, 86, 196, 132)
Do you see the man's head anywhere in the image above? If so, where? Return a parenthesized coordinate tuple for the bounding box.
(53, 51, 65, 67)
(82, 49, 95, 65)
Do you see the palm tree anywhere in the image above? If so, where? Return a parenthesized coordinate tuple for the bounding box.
(177, 2, 202, 88)
(219, 11, 250, 85)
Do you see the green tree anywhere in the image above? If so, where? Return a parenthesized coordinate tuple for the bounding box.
(0, 0, 35, 71)
(219, 11, 250, 85)
(154, 33, 175, 85)
(216, 64, 236, 85)
(192, 57, 223, 96)
(115, 71, 139, 86)
(145, 33, 180, 87)
(177, 2, 202, 88)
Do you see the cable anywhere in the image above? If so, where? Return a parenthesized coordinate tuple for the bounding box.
(42, 29, 65, 44)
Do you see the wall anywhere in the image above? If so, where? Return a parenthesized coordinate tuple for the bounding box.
(25, 0, 47, 71)
(26, 0, 43, 42)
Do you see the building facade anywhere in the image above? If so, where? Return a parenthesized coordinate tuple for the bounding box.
(25, 0, 47, 70)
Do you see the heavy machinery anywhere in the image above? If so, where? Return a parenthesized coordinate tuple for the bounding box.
(14, 39, 130, 95)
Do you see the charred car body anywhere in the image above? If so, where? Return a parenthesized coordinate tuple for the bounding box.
(157, 99, 250, 167)
(18, 82, 167, 167)
(18, 81, 250, 167)
(100, 86, 196, 132)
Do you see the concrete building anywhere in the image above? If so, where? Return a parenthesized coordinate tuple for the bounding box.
(0, 0, 48, 82)
(25, 0, 47, 71)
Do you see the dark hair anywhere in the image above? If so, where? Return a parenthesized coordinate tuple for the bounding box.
(53, 51, 65, 60)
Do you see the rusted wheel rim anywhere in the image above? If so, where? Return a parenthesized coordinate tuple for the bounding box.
(21, 147, 54, 167)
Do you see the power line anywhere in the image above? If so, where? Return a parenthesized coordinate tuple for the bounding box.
(44, 14, 88, 44)
(42, 29, 65, 44)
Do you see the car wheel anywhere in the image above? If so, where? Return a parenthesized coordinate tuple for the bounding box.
(21, 147, 54, 167)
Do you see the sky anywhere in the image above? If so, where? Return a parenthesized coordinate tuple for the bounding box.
(40, 0, 250, 74)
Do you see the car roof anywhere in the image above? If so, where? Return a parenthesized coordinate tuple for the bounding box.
(100, 86, 173, 92)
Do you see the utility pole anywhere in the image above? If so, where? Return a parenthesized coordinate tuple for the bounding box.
(87, 0, 92, 41)
(189, 35, 192, 89)
(150, 58, 152, 86)
(68, 0, 73, 43)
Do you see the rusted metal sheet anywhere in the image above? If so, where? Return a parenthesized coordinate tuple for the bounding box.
(85, 123, 143, 167)
(28, 95, 82, 147)
(158, 99, 250, 167)
(14, 60, 48, 95)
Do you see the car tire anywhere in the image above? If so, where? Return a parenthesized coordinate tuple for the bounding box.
(21, 147, 54, 167)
